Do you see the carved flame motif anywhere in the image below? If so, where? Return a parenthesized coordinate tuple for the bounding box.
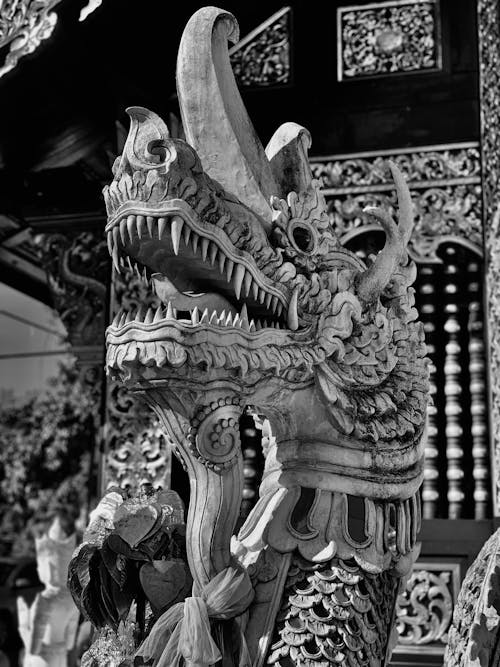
(100, 6, 429, 665)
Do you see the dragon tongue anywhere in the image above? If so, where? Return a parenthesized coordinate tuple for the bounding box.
(287, 287, 299, 331)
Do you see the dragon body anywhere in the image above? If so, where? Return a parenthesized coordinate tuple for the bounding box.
(75, 6, 429, 666)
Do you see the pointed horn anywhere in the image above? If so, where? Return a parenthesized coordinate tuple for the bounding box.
(266, 122, 313, 198)
(356, 161, 414, 303)
(176, 7, 277, 227)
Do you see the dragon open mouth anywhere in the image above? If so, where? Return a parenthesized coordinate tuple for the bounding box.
(106, 202, 299, 335)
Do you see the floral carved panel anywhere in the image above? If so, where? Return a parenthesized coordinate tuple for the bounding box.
(310, 142, 482, 263)
(395, 561, 461, 652)
(337, 0, 442, 81)
(229, 6, 291, 88)
(104, 267, 171, 494)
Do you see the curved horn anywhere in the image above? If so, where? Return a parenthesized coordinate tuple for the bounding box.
(266, 122, 313, 197)
(356, 161, 414, 303)
(176, 7, 277, 227)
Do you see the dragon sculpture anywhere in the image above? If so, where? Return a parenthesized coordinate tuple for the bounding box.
(89, 6, 429, 666)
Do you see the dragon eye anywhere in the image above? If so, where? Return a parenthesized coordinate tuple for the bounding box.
(290, 223, 315, 253)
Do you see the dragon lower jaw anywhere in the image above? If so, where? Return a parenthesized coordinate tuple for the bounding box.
(105, 200, 301, 333)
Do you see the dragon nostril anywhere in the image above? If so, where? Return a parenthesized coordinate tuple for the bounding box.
(291, 224, 314, 253)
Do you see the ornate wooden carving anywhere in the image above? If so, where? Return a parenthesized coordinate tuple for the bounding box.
(104, 265, 171, 494)
(229, 7, 291, 88)
(396, 561, 460, 652)
(445, 531, 500, 666)
(311, 142, 482, 263)
(34, 229, 109, 388)
(336, 0, 442, 81)
(478, 0, 500, 515)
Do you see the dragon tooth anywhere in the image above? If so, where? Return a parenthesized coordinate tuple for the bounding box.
(218, 310, 226, 325)
(277, 303, 283, 317)
(183, 224, 191, 245)
(200, 308, 209, 323)
(125, 311, 134, 323)
(136, 305, 147, 322)
(111, 310, 121, 327)
(146, 216, 155, 237)
(192, 233, 200, 254)
(153, 306, 163, 322)
(142, 267, 148, 282)
(112, 246, 121, 273)
(271, 296, 279, 313)
(209, 310, 218, 324)
(107, 231, 113, 255)
(119, 312, 127, 327)
(166, 301, 175, 319)
(249, 319, 256, 332)
(225, 312, 233, 326)
(240, 304, 249, 322)
(144, 307, 154, 324)
(191, 307, 200, 324)
(127, 215, 136, 241)
(112, 225, 120, 248)
(126, 256, 133, 272)
(252, 281, 259, 301)
(158, 217, 167, 240)
(119, 218, 128, 245)
(201, 238, 210, 261)
(233, 264, 245, 300)
(287, 286, 299, 331)
(218, 253, 226, 274)
(265, 293, 272, 309)
(209, 243, 218, 265)
(259, 289, 266, 305)
(171, 216, 184, 255)
(243, 271, 252, 296)
(225, 259, 234, 281)
(233, 314, 240, 327)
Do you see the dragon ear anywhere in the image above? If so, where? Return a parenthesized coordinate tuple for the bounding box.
(266, 122, 313, 198)
(118, 106, 173, 174)
(176, 7, 277, 229)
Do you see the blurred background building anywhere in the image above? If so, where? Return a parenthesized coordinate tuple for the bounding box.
(0, 1, 497, 664)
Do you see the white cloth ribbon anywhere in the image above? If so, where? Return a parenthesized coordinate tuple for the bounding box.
(136, 566, 254, 667)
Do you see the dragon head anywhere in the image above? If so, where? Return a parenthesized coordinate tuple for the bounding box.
(105, 7, 428, 506)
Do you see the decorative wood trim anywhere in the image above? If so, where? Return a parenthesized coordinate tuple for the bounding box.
(337, 0, 442, 81)
(478, 0, 500, 516)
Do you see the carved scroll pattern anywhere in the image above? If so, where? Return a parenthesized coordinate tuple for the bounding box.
(229, 7, 291, 88)
(104, 268, 171, 493)
(478, 0, 500, 515)
(337, 0, 441, 81)
(310, 143, 482, 263)
(35, 230, 108, 389)
(0, 0, 61, 78)
(396, 562, 460, 648)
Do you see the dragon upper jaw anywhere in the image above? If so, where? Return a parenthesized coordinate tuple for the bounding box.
(104, 198, 306, 349)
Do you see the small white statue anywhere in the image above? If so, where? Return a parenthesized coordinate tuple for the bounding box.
(17, 514, 80, 667)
